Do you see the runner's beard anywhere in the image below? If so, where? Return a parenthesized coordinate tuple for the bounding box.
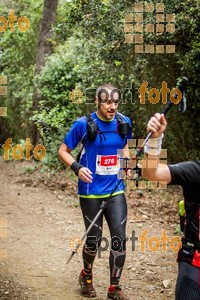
(97, 103, 116, 120)
(105, 110, 116, 120)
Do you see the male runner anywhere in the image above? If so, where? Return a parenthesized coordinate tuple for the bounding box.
(58, 83, 132, 299)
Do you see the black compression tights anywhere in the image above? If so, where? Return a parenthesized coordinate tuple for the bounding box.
(175, 261, 200, 300)
(80, 193, 127, 285)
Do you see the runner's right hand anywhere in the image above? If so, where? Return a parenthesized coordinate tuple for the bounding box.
(78, 167, 93, 183)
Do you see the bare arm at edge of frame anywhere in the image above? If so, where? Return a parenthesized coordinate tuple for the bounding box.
(141, 113, 172, 184)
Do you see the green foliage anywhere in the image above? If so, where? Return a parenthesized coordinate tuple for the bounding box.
(24, 165, 36, 173)
(31, 0, 200, 165)
(174, 0, 200, 160)
(1, 0, 200, 169)
(0, 0, 43, 141)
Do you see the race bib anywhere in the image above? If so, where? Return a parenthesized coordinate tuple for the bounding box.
(96, 155, 120, 175)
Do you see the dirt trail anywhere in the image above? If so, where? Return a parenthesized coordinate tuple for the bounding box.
(0, 159, 182, 299)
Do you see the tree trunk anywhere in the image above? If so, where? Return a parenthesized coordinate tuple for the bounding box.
(31, 0, 58, 145)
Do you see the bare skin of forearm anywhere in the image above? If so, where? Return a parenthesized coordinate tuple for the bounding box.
(58, 143, 75, 167)
(142, 153, 160, 180)
(142, 113, 171, 183)
(58, 143, 93, 183)
(142, 153, 171, 183)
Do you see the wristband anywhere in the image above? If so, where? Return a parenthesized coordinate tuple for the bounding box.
(71, 162, 84, 176)
(144, 134, 164, 156)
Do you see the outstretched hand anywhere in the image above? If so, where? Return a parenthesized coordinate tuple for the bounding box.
(147, 113, 167, 138)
